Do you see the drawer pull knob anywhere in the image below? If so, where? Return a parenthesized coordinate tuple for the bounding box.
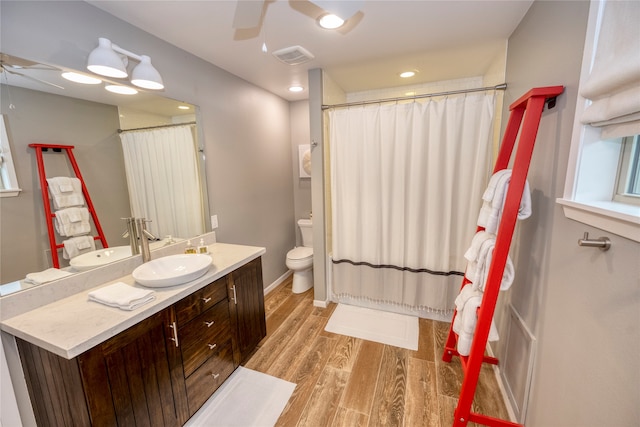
(201, 297, 212, 303)
(204, 321, 215, 327)
(208, 343, 217, 350)
(211, 373, 220, 379)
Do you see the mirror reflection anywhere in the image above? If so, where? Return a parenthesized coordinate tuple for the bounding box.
(0, 53, 208, 295)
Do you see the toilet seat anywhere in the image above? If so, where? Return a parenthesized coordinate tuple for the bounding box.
(287, 247, 313, 260)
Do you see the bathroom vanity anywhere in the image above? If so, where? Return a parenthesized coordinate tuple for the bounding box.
(1, 242, 266, 426)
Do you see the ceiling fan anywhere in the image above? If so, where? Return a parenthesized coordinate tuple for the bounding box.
(1, 53, 64, 90)
(232, 0, 364, 30)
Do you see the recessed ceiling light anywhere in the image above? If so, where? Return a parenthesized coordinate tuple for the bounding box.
(178, 105, 190, 110)
(61, 71, 102, 85)
(289, 85, 304, 93)
(105, 85, 138, 95)
(400, 71, 416, 78)
(318, 14, 345, 29)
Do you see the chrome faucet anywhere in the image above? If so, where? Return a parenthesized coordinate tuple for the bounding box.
(122, 217, 140, 255)
(136, 218, 153, 262)
(121, 217, 157, 262)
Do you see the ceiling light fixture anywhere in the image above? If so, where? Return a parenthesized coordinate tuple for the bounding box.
(105, 84, 138, 95)
(289, 85, 304, 93)
(61, 71, 102, 85)
(400, 71, 416, 78)
(87, 37, 164, 90)
(318, 14, 345, 29)
(178, 105, 190, 110)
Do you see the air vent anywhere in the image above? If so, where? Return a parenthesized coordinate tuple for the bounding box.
(272, 45, 315, 66)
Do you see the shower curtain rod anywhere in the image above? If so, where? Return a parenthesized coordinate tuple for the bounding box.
(321, 83, 507, 110)
(118, 121, 196, 133)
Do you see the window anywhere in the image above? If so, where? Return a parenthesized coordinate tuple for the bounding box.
(0, 114, 21, 197)
(615, 135, 640, 205)
(557, 0, 640, 242)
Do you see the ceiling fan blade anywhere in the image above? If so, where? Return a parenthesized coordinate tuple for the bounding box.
(309, 0, 363, 20)
(2, 67, 65, 90)
(233, 0, 265, 29)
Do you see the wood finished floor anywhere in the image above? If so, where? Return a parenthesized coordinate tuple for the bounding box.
(242, 277, 510, 427)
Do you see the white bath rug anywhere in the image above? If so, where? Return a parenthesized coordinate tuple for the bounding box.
(185, 366, 296, 427)
(324, 303, 419, 350)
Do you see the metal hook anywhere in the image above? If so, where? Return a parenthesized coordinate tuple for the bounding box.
(578, 232, 611, 251)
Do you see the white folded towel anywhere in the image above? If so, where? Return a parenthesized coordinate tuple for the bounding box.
(54, 207, 91, 237)
(464, 231, 515, 292)
(88, 282, 156, 311)
(62, 236, 96, 260)
(452, 284, 500, 356)
(46, 177, 85, 209)
(477, 169, 532, 234)
(24, 268, 73, 285)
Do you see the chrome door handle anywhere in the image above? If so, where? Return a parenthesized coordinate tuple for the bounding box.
(169, 322, 179, 347)
(231, 285, 237, 304)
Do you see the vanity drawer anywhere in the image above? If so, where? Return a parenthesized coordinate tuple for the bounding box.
(185, 339, 235, 416)
(180, 300, 232, 377)
(175, 276, 228, 325)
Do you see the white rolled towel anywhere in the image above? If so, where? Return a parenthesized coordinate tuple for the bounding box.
(25, 268, 73, 285)
(88, 282, 156, 311)
(477, 170, 532, 234)
(62, 236, 96, 260)
(46, 177, 85, 209)
(453, 284, 500, 356)
(54, 207, 91, 237)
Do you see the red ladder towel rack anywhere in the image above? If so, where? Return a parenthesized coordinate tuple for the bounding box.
(29, 143, 108, 269)
(442, 86, 564, 427)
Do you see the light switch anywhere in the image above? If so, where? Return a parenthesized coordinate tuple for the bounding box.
(211, 215, 219, 229)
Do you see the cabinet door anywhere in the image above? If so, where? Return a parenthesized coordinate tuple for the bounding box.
(228, 257, 266, 363)
(78, 308, 189, 426)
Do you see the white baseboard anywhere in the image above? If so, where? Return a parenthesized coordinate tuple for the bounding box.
(264, 270, 292, 296)
(313, 299, 329, 308)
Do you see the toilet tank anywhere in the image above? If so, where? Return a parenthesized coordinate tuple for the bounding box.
(298, 219, 313, 247)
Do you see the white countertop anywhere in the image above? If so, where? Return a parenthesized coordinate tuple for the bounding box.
(0, 243, 265, 359)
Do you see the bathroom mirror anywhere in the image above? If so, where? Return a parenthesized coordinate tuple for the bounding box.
(0, 53, 209, 295)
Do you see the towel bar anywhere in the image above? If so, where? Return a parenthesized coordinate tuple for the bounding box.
(578, 232, 611, 251)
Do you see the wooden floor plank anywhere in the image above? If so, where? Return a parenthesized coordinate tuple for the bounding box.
(405, 358, 440, 427)
(275, 336, 338, 427)
(266, 315, 327, 381)
(297, 366, 349, 427)
(326, 335, 362, 373)
(410, 318, 436, 362)
(368, 345, 408, 427)
(339, 340, 384, 415)
(334, 407, 369, 427)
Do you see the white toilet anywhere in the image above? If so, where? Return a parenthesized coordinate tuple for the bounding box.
(286, 219, 314, 294)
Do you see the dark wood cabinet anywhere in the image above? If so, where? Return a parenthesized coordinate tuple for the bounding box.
(17, 307, 189, 427)
(78, 308, 189, 426)
(227, 257, 266, 363)
(16, 256, 265, 427)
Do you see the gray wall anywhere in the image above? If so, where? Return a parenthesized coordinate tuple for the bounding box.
(498, 1, 640, 425)
(0, 1, 295, 287)
(0, 85, 130, 283)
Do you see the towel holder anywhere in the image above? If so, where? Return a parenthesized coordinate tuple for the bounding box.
(578, 232, 611, 251)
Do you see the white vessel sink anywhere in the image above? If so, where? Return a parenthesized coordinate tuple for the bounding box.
(70, 246, 132, 271)
(132, 254, 212, 288)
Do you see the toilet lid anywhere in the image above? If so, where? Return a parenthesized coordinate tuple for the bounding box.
(288, 247, 313, 260)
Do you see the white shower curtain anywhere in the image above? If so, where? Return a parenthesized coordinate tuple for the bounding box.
(120, 125, 205, 239)
(329, 93, 495, 318)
